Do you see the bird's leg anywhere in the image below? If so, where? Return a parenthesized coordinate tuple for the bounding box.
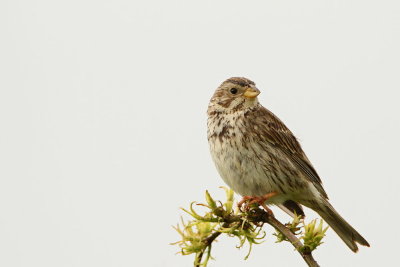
(237, 196, 254, 210)
(250, 192, 278, 215)
(237, 192, 278, 215)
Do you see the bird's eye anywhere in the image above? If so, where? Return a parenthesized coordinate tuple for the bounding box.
(230, 88, 238, 94)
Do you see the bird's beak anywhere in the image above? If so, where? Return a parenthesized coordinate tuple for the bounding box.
(243, 87, 260, 98)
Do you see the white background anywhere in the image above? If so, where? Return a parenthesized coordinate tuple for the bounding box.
(1, 1, 399, 266)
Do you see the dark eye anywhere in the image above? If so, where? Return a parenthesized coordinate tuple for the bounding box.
(230, 88, 238, 94)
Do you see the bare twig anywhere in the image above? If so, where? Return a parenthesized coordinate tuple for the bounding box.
(261, 212, 320, 267)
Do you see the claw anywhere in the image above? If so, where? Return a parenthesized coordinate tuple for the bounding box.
(237, 192, 278, 215)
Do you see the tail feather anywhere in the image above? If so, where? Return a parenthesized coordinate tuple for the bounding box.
(313, 200, 369, 252)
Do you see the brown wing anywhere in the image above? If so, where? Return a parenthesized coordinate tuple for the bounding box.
(251, 106, 328, 199)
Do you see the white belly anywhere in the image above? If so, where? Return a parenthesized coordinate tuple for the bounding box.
(209, 136, 296, 205)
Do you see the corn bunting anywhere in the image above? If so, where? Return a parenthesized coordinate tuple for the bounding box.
(207, 77, 369, 252)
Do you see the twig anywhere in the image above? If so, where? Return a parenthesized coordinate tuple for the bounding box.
(262, 213, 320, 267)
(195, 208, 319, 267)
(194, 223, 229, 267)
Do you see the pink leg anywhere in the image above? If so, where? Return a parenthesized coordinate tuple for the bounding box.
(238, 192, 278, 215)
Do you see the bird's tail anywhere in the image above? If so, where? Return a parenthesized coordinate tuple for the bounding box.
(312, 200, 370, 252)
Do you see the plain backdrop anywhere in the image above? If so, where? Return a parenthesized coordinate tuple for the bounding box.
(1, 1, 399, 266)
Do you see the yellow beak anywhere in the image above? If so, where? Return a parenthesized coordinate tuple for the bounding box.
(243, 87, 260, 98)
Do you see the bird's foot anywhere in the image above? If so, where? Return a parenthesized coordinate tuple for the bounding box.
(237, 192, 278, 215)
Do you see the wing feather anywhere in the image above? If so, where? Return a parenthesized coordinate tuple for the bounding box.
(252, 106, 328, 199)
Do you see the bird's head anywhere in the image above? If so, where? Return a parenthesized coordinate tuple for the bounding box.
(209, 77, 261, 113)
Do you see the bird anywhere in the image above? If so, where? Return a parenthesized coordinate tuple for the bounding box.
(207, 77, 369, 252)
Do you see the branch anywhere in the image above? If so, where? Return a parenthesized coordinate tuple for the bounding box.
(194, 223, 227, 267)
(172, 189, 326, 267)
(257, 210, 320, 267)
(195, 209, 319, 267)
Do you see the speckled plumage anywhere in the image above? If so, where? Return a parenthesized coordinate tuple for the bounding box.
(207, 77, 369, 252)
